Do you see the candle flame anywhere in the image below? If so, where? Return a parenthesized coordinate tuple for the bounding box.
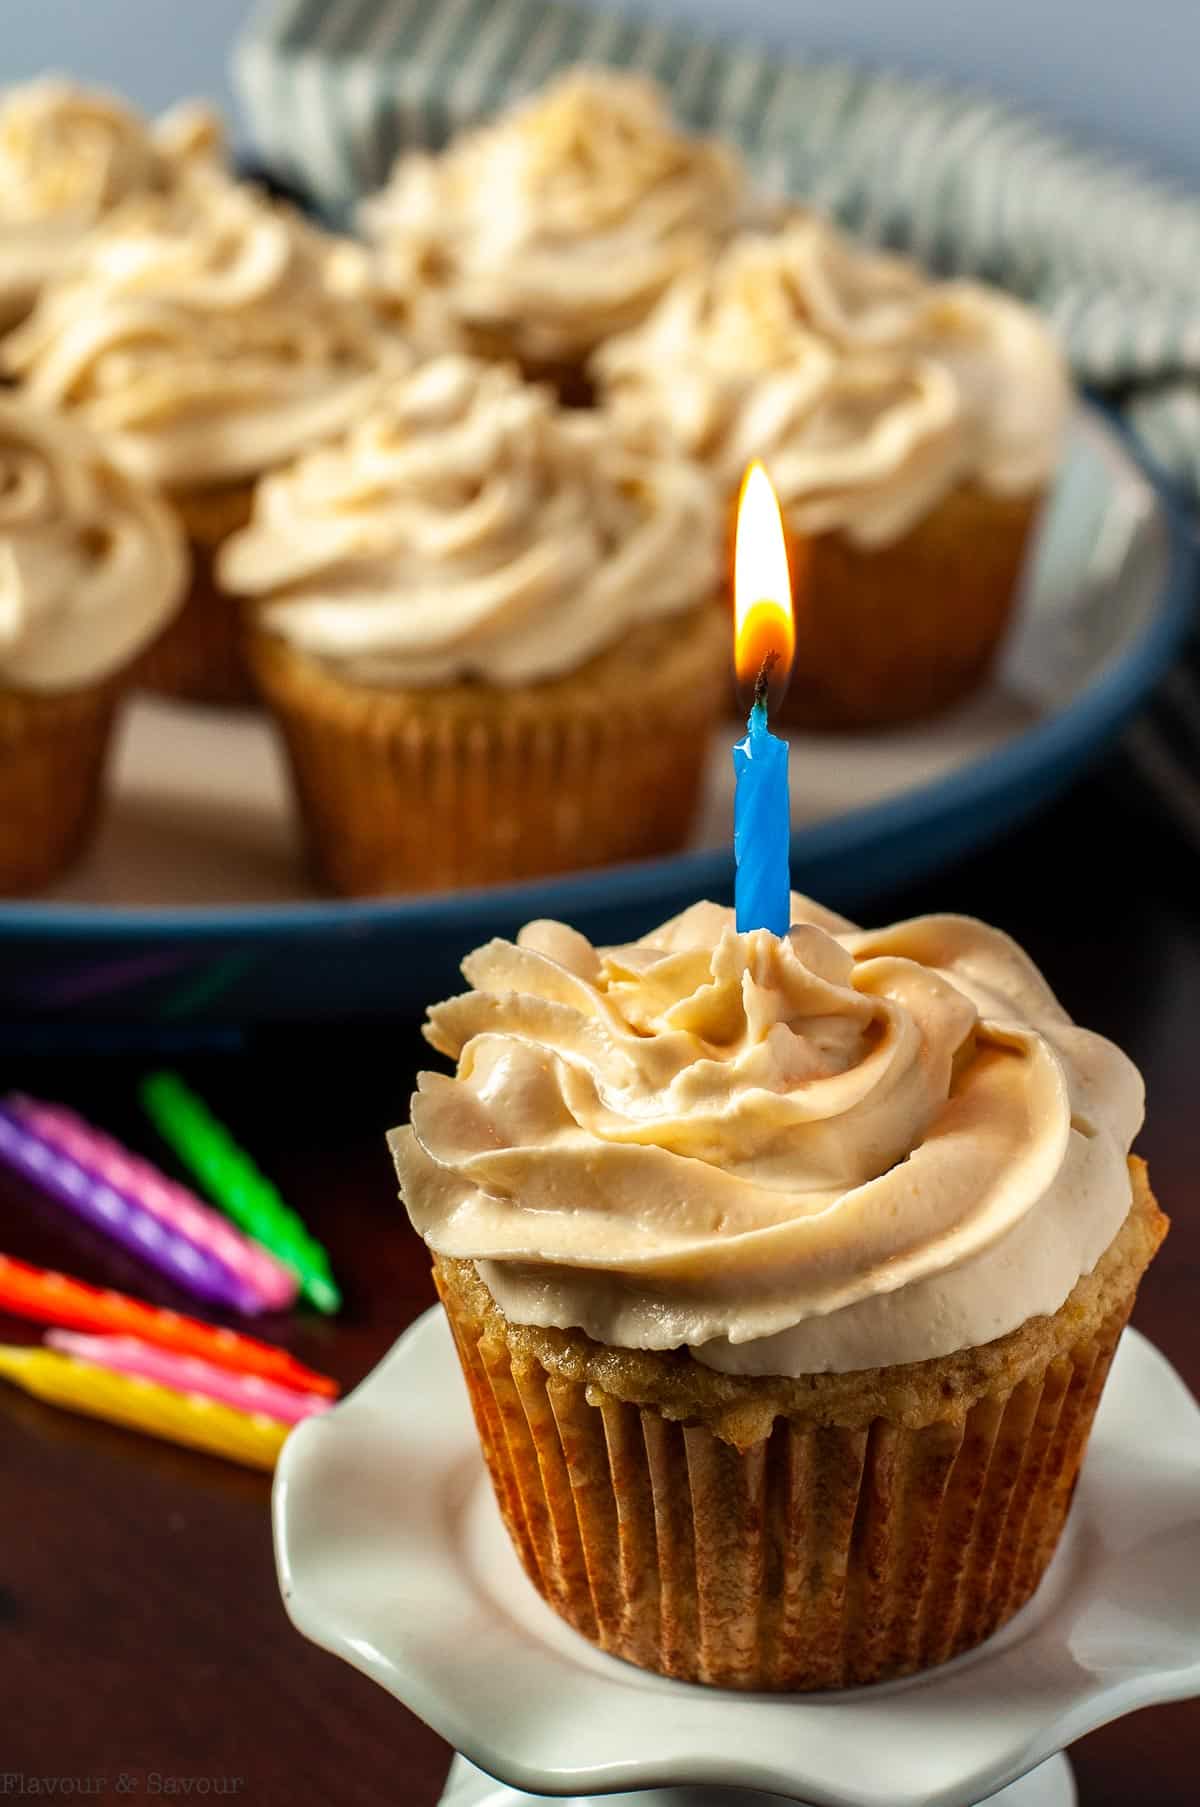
(733, 461, 794, 712)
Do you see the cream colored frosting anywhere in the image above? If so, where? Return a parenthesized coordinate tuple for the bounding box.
(393, 898, 1142, 1375)
(0, 78, 223, 330)
(362, 229, 468, 361)
(3, 167, 392, 489)
(0, 394, 187, 691)
(360, 68, 744, 364)
(219, 354, 721, 686)
(595, 214, 1070, 547)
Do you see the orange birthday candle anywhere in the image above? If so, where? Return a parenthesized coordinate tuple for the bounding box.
(0, 1254, 337, 1397)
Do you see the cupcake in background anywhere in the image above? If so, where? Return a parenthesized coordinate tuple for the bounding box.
(360, 67, 744, 401)
(220, 354, 727, 896)
(596, 214, 1070, 728)
(3, 167, 393, 704)
(395, 897, 1167, 1689)
(0, 394, 187, 891)
(0, 77, 223, 332)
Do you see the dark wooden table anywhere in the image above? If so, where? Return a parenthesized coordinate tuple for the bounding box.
(1, 769, 1196, 1806)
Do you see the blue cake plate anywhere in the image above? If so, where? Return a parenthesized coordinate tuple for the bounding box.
(0, 403, 1192, 1024)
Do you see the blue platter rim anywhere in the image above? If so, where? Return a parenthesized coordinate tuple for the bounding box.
(0, 400, 1193, 947)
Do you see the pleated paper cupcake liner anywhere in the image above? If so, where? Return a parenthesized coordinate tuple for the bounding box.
(244, 606, 729, 897)
(0, 680, 119, 893)
(137, 482, 257, 707)
(782, 486, 1042, 732)
(432, 1175, 1165, 1692)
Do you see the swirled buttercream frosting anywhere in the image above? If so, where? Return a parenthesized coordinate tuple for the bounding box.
(393, 898, 1143, 1373)
(595, 214, 1070, 547)
(0, 78, 223, 329)
(0, 395, 187, 691)
(3, 168, 391, 489)
(360, 67, 744, 364)
(219, 354, 720, 686)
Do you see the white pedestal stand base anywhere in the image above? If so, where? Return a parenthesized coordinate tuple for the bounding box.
(438, 1751, 1075, 1807)
(276, 1316, 1200, 1807)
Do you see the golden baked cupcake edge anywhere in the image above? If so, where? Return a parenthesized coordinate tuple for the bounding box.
(2, 163, 397, 705)
(218, 354, 728, 894)
(394, 897, 1167, 1689)
(0, 392, 188, 891)
(595, 212, 1071, 729)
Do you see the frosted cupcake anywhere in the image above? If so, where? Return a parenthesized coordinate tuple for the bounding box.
(3, 167, 390, 703)
(0, 394, 187, 890)
(0, 77, 223, 332)
(360, 68, 744, 400)
(596, 215, 1070, 727)
(395, 897, 1167, 1690)
(219, 354, 726, 895)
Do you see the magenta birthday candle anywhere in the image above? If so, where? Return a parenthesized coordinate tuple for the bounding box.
(45, 1331, 332, 1426)
(6, 1096, 297, 1313)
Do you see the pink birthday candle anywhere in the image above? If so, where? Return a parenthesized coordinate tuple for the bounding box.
(45, 1331, 333, 1426)
(8, 1097, 297, 1313)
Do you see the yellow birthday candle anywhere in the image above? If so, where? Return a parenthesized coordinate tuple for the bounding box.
(0, 1344, 290, 1471)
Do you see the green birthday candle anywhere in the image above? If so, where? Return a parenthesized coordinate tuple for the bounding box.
(140, 1072, 342, 1315)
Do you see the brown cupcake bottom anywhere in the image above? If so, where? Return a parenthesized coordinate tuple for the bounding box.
(245, 606, 729, 897)
(434, 1159, 1166, 1691)
(782, 485, 1043, 732)
(0, 679, 119, 893)
(136, 482, 257, 707)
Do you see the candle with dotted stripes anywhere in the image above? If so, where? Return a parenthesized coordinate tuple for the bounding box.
(7, 1096, 297, 1313)
(0, 1105, 260, 1313)
(0, 1343, 290, 1470)
(140, 1072, 341, 1315)
(0, 1254, 336, 1395)
(45, 1332, 332, 1425)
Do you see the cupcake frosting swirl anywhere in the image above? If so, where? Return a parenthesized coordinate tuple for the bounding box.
(393, 898, 1143, 1373)
(595, 215, 1069, 546)
(0, 78, 223, 328)
(0, 395, 187, 691)
(3, 169, 389, 488)
(361, 68, 744, 363)
(219, 354, 720, 686)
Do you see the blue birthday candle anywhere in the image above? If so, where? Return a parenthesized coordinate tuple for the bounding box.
(734, 655, 791, 936)
(731, 462, 794, 937)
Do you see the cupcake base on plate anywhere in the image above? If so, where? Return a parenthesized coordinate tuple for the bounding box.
(136, 481, 257, 707)
(784, 486, 1043, 732)
(245, 604, 729, 897)
(0, 678, 120, 893)
(433, 1158, 1166, 1692)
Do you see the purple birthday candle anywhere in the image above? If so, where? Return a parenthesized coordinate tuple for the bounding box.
(0, 1106, 262, 1315)
(8, 1097, 296, 1312)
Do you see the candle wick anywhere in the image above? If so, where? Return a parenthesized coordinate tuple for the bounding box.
(753, 650, 780, 713)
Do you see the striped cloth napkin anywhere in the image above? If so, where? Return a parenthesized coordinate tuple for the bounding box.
(235, 0, 1200, 841)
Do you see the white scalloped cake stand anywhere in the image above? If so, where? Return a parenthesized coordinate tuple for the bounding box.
(434, 1753, 1076, 1807)
(273, 1312, 1200, 1807)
